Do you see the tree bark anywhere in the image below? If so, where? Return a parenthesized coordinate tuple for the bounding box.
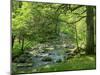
(86, 6, 95, 54)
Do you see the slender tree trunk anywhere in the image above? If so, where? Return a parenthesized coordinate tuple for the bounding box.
(21, 37, 24, 51)
(86, 6, 95, 54)
(55, 12, 60, 35)
(12, 34, 16, 49)
(75, 24, 79, 51)
(19, 35, 21, 44)
(55, 23, 58, 35)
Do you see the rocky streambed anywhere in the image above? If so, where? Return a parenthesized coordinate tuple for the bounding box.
(13, 43, 76, 74)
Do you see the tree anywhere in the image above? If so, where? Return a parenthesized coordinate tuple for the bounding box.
(86, 6, 95, 54)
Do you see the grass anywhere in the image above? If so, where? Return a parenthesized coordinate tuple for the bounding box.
(32, 55, 96, 73)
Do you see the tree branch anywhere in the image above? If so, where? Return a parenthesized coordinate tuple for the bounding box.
(68, 16, 86, 24)
(71, 5, 84, 12)
(61, 16, 86, 24)
(72, 10, 86, 15)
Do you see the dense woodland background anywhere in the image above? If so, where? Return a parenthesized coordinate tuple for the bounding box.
(12, 0, 96, 74)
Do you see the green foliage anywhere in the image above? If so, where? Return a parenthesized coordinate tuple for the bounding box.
(12, 42, 22, 58)
(12, 2, 87, 48)
(12, 1, 96, 73)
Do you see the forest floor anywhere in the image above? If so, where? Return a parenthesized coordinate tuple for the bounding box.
(14, 55, 96, 74)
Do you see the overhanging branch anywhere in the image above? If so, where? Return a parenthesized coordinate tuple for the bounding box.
(61, 16, 86, 24)
(67, 16, 86, 24)
(72, 10, 86, 15)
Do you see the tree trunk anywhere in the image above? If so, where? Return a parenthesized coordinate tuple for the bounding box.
(94, 7, 96, 54)
(75, 24, 79, 52)
(86, 6, 95, 54)
(21, 37, 24, 51)
(12, 34, 16, 49)
(55, 11, 60, 35)
(19, 35, 21, 44)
